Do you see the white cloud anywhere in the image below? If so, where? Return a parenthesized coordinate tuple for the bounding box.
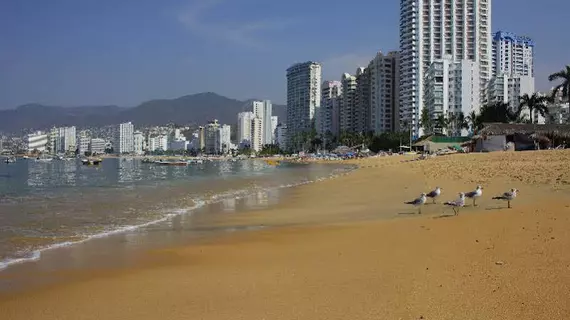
(320, 53, 373, 81)
(177, 0, 296, 49)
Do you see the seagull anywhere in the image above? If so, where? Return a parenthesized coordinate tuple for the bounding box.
(426, 186, 442, 204)
(464, 185, 483, 206)
(405, 193, 427, 214)
(492, 188, 519, 209)
(444, 192, 466, 215)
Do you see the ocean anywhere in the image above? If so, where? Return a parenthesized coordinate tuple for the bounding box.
(0, 157, 353, 274)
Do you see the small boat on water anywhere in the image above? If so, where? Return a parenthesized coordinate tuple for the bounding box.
(187, 159, 203, 164)
(81, 158, 103, 165)
(4, 157, 16, 164)
(35, 156, 53, 162)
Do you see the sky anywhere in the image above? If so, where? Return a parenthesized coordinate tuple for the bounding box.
(0, 0, 569, 109)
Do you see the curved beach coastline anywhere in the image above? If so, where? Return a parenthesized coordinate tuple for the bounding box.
(2, 150, 570, 319)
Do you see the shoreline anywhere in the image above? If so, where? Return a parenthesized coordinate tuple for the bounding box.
(2, 150, 570, 319)
(0, 160, 357, 286)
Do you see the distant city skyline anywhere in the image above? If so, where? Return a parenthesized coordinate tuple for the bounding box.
(1, 0, 568, 109)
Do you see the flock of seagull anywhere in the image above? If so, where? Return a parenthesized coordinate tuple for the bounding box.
(405, 185, 519, 215)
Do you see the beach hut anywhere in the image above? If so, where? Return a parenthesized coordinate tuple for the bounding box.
(474, 123, 570, 151)
(412, 135, 470, 153)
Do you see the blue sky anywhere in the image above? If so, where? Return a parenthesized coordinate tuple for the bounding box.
(0, 0, 568, 109)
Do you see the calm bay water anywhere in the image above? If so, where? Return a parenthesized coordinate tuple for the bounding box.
(0, 158, 353, 271)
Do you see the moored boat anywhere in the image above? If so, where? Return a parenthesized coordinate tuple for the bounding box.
(81, 158, 103, 165)
(155, 161, 188, 166)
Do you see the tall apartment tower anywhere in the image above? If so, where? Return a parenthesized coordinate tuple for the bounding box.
(114, 122, 134, 154)
(251, 100, 273, 145)
(320, 80, 342, 138)
(399, 0, 492, 137)
(286, 61, 322, 151)
(492, 31, 534, 77)
(340, 72, 357, 133)
(368, 51, 400, 134)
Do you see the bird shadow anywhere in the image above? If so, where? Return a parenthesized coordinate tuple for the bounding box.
(398, 212, 419, 215)
(433, 213, 456, 219)
(485, 206, 507, 211)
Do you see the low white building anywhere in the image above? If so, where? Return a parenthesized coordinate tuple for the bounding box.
(424, 57, 481, 135)
(26, 131, 49, 152)
(488, 74, 538, 122)
(89, 138, 106, 154)
(148, 135, 168, 152)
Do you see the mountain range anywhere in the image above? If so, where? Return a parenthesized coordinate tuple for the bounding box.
(0, 93, 286, 133)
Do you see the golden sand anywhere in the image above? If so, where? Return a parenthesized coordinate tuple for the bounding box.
(2, 151, 570, 319)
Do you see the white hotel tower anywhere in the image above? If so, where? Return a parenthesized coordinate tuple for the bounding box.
(399, 0, 492, 137)
(286, 61, 321, 151)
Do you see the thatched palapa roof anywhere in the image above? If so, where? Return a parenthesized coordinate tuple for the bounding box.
(478, 123, 570, 139)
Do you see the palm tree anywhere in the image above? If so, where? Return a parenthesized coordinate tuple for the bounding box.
(548, 65, 570, 102)
(466, 110, 482, 133)
(519, 93, 550, 124)
(419, 107, 434, 134)
(435, 114, 448, 135)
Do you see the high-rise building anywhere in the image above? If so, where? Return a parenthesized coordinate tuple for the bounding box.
(251, 100, 273, 145)
(286, 61, 322, 150)
(368, 51, 400, 134)
(218, 124, 231, 154)
(251, 117, 263, 152)
(204, 119, 221, 154)
(148, 135, 168, 152)
(113, 122, 134, 154)
(77, 130, 90, 155)
(275, 123, 288, 148)
(133, 131, 145, 155)
(488, 74, 538, 122)
(51, 126, 76, 154)
(399, 0, 492, 137)
(340, 73, 357, 133)
(492, 31, 534, 77)
(320, 81, 342, 138)
(237, 111, 255, 148)
(424, 57, 481, 135)
(271, 116, 278, 144)
(354, 67, 371, 133)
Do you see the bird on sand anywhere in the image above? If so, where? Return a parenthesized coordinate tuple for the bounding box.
(405, 193, 427, 214)
(426, 187, 442, 204)
(464, 185, 483, 206)
(492, 188, 518, 209)
(444, 192, 466, 215)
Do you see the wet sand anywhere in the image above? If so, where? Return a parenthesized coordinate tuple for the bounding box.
(2, 150, 570, 319)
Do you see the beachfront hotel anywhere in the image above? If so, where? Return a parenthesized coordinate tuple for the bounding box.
(368, 51, 400, 134)
(399, 0, 492, 137)
(320, 80, 342, 137)
(286, 61, 322, 151)
(424, 57, 481, 135)
(492, 31, 534, 77)
(113, 122, 134, 154)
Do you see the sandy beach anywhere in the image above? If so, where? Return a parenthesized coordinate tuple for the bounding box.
(2, 150, 570, 319)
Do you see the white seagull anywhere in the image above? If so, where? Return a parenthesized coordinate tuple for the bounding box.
(405, 193, 427, 214)
(464, 185, 483, 206)
(444, 192, 466, 215)
(426, 186, 442, 204)
(492, 188, 519, 209)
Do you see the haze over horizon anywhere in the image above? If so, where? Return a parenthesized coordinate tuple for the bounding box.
(1, 0, 568, 109)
